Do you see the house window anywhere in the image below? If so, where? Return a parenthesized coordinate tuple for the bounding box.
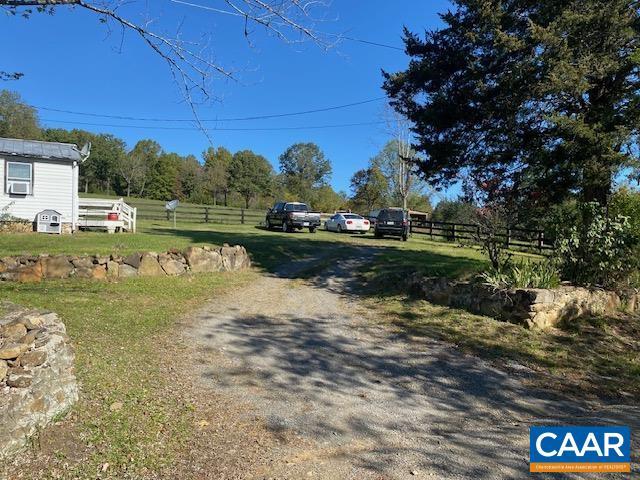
(6, 161, 33, 195)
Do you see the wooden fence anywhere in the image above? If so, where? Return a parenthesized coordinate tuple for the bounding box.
(130, 203, 266, 225)
(409, 220, 554, 254)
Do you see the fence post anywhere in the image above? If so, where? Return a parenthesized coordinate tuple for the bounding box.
(241, 208, 245, 225)
(451, 223, 456, 242)
(429, 221, 433, 240)
(537, 230, 544, 254)
(505, 228, 511, 248)
(204, 207, 209, 223)
(166, 209, 170, 221)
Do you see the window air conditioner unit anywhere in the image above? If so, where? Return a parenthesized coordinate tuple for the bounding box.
(9, 181, 30, 195)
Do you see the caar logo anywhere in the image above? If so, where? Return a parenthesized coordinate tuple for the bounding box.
(530, 426, 631, 473)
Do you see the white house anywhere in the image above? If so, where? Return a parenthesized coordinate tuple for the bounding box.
(0, 137, 90, 233)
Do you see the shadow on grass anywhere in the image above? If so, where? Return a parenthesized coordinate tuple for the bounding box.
(146, 226, 486, 286)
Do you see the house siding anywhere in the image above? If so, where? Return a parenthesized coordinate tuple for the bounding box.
(0, 156, 76, 225)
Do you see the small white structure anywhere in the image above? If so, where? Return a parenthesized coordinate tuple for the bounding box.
(0, 137, 89, 233)
(0, 137, 136, 234)
(36, 209, 62, 234)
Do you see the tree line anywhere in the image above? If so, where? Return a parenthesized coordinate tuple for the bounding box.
(0, 89, 431, 214)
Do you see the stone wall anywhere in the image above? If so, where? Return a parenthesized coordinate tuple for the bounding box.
(0, 221, 34, 234)
(0, 306, 78, 459)
(0, 245, 251, 283)
(407, 274, 638, 329)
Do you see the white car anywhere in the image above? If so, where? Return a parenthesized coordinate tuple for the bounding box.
(324, 213, 370, 234)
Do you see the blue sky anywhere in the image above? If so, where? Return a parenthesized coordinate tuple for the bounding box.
(2, 0, 453, 195)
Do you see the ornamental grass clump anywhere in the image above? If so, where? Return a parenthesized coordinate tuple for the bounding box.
(481, 259, 561, 290)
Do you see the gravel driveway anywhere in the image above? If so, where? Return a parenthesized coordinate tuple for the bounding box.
(187, 250, 640, 479)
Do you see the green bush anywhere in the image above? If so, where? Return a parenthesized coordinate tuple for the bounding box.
(555, 202, 639, 288)
(610, 187, 640, 241)
(481, 259, 560, 290)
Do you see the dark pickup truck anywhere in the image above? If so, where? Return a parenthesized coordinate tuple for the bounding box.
(266, 202, 321, 233)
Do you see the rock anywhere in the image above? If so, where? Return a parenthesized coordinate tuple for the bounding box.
(0, 343, 29, 360)
(0, 359, 7, 381)
(123, 253, 142, 269)
(19, 350, 47, 367)
(16, 260, 43, 283)
(41, 256, 74, 279)
(109, 401, 124, 412)
(106, 261, 119, 279)
(158, 254, 186, 276)
(95, 255, 109, 265)
(184, 247, 223, 273)
(71, 257, 94, 270)
(0, 322, 27, 341)
(137, 253, 165, 277)
(0, 257, 18, 273)
(7, 372, 32, 388)
(118, 264, 138, 278)
(74, 266, 94, 279)
(17, 314, 44, 330)
(91, 265, 107, 280)
(18, 329, 40, 345)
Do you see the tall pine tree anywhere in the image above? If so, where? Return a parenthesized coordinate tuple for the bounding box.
(384, 0, 640, 207)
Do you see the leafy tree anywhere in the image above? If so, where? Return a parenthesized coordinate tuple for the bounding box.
(384, 0, 640, 207)
(177, 155, 205, 201)
(405, 192, 432, 213)
(229, 150, 274, 208)
(431, 199, 476, 224)
(311, 186, 348, 213)
(611, 187, 640, 241)
(371, 140, 425, 208)
(0, 90, 41, 139)
(118, 139, 161, 197)
(90, 133, 126, 194)
(146, 152, 180, 200)
(279, 143, 332, 202)
(44, 128, 125, 194)
(350, 166, 388, 212)
(203, 146, 233, 205)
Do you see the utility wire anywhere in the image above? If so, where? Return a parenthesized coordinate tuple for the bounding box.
(40, 118, 386, 131)
(31, 96, 387, 123)
(170, 0, 404, 51)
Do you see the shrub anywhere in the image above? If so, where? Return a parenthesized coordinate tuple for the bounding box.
(610, 187, 640, 241)
(555, 202, 639, 288)
(474, 205, 512, 271)
(481, 259, 560, 290)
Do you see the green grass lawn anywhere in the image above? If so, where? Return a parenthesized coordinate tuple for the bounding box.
(0, 222, 489, 476)
(1, 221, 636, 477)
(0, 271, 257, 478)
(368, 296, 640, 400)
(0, 219, 489, 277)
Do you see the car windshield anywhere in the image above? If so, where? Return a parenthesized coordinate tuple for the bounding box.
(384, 210, 405, 221)
(343, 214, 362, 219)
(284, 203, 309, 212)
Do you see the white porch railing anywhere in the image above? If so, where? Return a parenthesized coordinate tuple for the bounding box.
(78, 198, 137, 233)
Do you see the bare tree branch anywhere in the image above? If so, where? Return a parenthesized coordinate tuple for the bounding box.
(1, 0, 332, 142)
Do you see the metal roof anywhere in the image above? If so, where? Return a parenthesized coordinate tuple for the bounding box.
(0, 137, 85, 162)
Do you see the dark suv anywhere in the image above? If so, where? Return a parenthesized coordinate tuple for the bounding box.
(374, 208, 410, 241)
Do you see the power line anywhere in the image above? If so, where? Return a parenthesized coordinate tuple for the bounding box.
(41, 118, 386, 131)
(338, 35, 404, 51)
(170, 0, 404, 51)
(31, 96, 387, 123)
